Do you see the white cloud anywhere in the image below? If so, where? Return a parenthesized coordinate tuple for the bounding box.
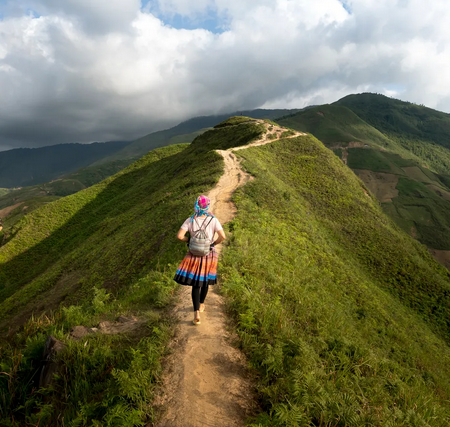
(0, 0, 450, 149)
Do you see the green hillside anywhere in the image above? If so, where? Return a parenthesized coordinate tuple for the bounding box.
(336, 93, 450, 175)
(0, 120, 266, 425)
(1, 119, 450, 426)
(0, 160, 132, 236)
(277, 102, 450, 252)
(278, 104, 391, 149)
(222, 135, 450, 426)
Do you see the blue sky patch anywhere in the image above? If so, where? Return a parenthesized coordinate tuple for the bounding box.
(141, 0, 225, 33)
(161, 13, 225, 33)
(338, 0, 352, 14)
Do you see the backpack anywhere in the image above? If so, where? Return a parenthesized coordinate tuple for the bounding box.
(189, 216, 214, 257)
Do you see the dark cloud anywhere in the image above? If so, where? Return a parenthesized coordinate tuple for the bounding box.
(0, 0, 449, 150)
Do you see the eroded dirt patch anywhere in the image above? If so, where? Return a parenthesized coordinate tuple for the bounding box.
(353, 169, 399, 202)
(0, 202, 24, 219)
(429, 249, 450, 271)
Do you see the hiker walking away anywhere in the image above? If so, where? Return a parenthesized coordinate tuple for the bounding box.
(174, 195, 226, 325)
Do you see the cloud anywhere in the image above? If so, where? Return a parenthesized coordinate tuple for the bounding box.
(0, 0, 450, 149)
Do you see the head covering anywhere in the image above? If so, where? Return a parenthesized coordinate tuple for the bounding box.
(191, 195, 214, 222)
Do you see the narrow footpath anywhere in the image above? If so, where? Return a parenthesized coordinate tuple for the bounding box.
(154, 122, 305, 427)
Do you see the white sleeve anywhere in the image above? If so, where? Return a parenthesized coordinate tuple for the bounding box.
(180, 217, 191, 231)
(214, 218, 223, 232)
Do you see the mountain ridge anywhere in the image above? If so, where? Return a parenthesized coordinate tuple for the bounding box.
(0, 140, 131, 188)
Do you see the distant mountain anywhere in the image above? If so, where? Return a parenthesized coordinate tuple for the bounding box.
(335, 93, 450, 174)
(277, 95, 450, 265)
(0, 141, 130, 188)
(277, 104, 391, 149)
(96, 108, 301, 164)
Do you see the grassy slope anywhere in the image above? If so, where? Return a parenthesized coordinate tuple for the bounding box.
(277, 104, 450, 250)
(221, 135, 450, 426)
(0, 160, 137, 242)
(278, 105, 391, 148)
(0, 120, 266, 426)
(335, 93, 450, 175)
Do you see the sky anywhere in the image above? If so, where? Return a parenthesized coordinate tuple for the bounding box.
(1, 0, 450, 150)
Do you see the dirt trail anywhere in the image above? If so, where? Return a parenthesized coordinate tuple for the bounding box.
(154, 122, 304, 427)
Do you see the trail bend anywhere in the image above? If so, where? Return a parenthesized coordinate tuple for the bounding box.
(154, 122, 305, 427)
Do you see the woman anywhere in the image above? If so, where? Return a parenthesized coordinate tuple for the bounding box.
(174, 195, 226, 325)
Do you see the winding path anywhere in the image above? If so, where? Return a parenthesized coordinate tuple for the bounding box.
(154, 122, 305, 427)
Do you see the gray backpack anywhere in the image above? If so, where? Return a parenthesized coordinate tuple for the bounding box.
(189, 216, 214, 257)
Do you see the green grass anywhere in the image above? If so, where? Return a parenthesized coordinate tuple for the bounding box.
(0, 150, 189, 231)
(220, 134, 450, 426)
(347, 148, 394, 172)
(277, 98, 450, 251)
(347, 148, 420, 173)
(0, 188, 9, 197)
(388, 178, 450, 249)
(336, 93, 450, 150)
(387, 135, 450, 176)
(332, 148, 343, 159)
(336, 93, 450, 174)
(0, 158, 161, 241)
(0, 120, 265, 426)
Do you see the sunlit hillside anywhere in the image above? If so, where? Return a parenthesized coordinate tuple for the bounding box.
(278, 97, 450, 265)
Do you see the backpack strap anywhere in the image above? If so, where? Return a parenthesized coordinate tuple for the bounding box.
(192, 216, 214, 233)
(203, 216, 214, 230)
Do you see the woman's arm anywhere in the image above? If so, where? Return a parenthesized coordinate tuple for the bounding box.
(177, 228, 189, 242)
(213, 229, 226, 245)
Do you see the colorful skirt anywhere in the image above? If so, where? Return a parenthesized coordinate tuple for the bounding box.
(174, 249, 218, 287)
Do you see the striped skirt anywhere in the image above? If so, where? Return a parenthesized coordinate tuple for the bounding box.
(174, 249, 218, 287)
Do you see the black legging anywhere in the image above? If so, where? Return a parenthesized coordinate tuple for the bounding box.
(191, 285, 209, 311)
